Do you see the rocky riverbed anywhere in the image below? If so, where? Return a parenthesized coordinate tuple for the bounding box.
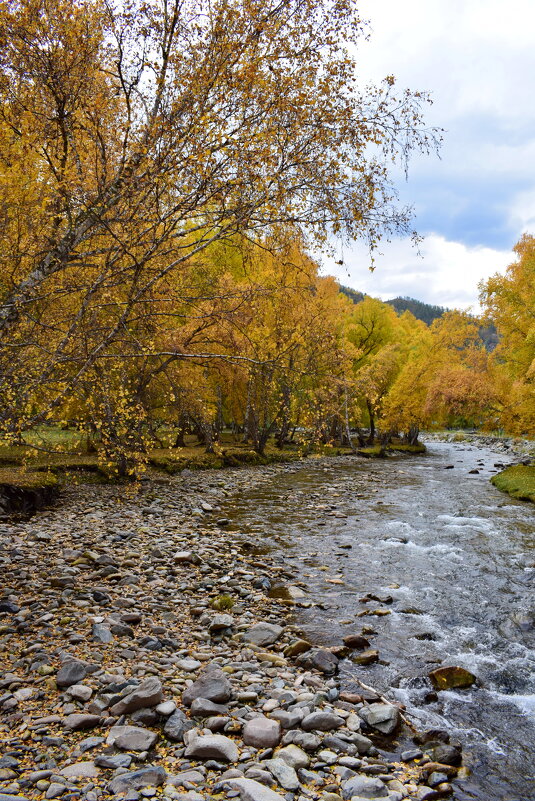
(0, 461, 466, 801)
(422, 431, 535, 462)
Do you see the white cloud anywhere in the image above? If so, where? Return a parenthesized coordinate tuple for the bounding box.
(508, 189, 535, 232)
(323, 0, 534, 309)
(322, 234, 511, 312)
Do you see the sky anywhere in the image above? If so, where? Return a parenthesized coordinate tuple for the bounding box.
(323, 0, 535, 311)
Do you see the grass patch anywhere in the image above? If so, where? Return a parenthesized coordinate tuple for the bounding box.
(0, 425, 426, 490)
(0, 468, 58, 490)
(210, 594, 235, 610)
(389, 443, 427, 454)
(357, 445, 384, 457)
(356, 442, 425, 457)
(491, 464, 535, 504)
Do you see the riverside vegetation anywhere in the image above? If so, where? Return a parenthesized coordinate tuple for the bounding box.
(0, 0, 533, 482)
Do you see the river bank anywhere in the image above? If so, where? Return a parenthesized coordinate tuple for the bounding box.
(0, 457, 467, 801)
(422, 431, 535, 462)
(422, 432, 535, 504)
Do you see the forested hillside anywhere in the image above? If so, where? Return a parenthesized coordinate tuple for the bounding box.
(386, 296, 446, 324)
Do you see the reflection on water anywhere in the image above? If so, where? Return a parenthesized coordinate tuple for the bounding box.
(223, 442, 535, 801)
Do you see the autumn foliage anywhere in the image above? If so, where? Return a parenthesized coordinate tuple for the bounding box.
(0, 0, 531, 473)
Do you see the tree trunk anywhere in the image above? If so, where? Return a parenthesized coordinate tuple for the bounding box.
(407, 424, 419, 445)
(242, 380, 252, 443)
(341, 387, 356, 451)
(366, 400, 375, 445)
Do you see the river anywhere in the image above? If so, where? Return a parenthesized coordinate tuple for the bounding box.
(221, 441, 535, 801)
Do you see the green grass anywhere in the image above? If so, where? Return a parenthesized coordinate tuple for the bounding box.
(0, 425, 426, 488)
(357, 442, 426, 457)
(491, 464, 535, 503)
(389, 443, 427, 454)
(0, 467, 58, 490)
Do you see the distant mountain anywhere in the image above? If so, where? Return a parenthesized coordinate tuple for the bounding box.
(339, 286, 366, 306)
(339, 286, 498, 351)
(385, 296, 446, 325)
(339, 286, 446, 325)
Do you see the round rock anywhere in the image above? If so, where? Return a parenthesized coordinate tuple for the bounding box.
(242, 717, 281, 749)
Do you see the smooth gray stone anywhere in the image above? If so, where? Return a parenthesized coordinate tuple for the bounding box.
(56, 659, 88, 687)
(95, 754, 133, 768)
(341, 775, 389, 799)
(296, 648, 339, 675)
(182, 670, 232, 707)
(280, 730, 321, 751)
(109, 677, 163, 716)
(92, 623, 113, 643)
(185, 734, 239, 762)
(107, 724, 158, 752)
(275, 744, 309, 769)
(242, 623, 283, 647)
(107, 766, 167, 794)
(225, 778, 286, 801)
(264, 758, 299, 791)
(166, 770, 206, 787)
(301, 711, 344, 732)
(164, 709, 195, 742)
(359, 703, 400, 735)
(63, 713, 101, 731)
(190, 697, 229, 717)
(242, 717, 281, 749)
(60, 761, 100, 778)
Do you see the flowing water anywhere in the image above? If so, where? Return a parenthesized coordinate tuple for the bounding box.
(222, 441, 535, 801)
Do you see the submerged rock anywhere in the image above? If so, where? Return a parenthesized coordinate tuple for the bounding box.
(428, 666, 476, 690)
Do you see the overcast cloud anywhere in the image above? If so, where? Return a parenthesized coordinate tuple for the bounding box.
(323, 0, 535, 311)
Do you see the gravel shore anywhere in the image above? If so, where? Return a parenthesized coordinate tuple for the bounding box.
(0, 461, 464, 801)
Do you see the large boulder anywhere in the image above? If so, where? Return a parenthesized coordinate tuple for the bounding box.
(242, 623, 283, 647)
(182, 669, 232, 706)
(242, 717, 281, 749)
(109, 677, 163, 716)
(185, 734, 239, 762)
